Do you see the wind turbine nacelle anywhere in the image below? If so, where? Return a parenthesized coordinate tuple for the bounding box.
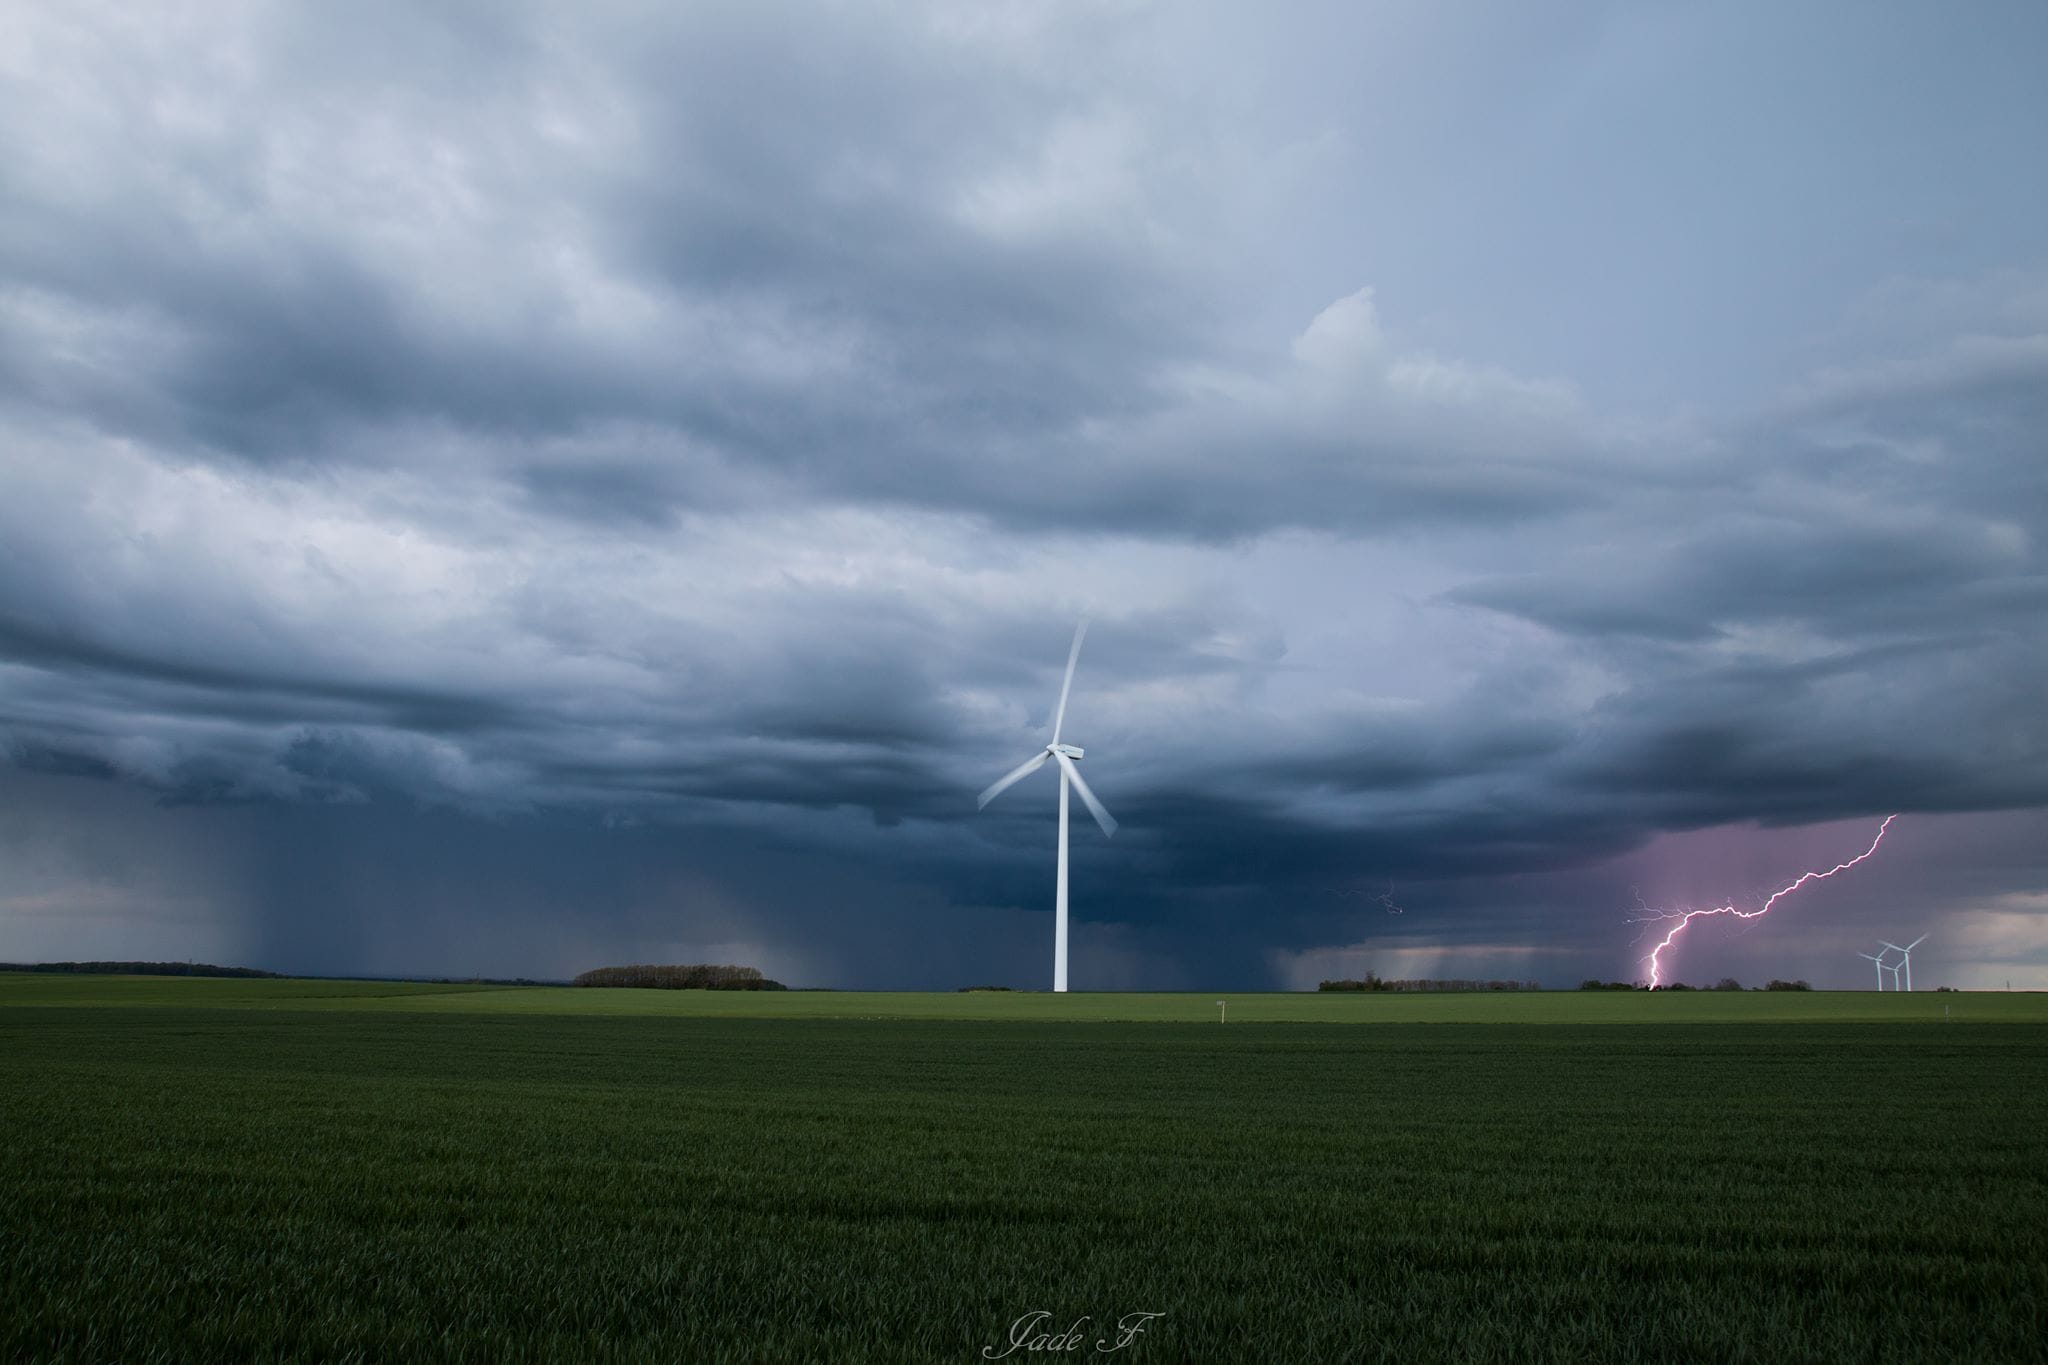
(1051, 743, 1085, 759)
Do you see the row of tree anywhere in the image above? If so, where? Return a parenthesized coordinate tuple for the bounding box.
(0, 960, 280, 978)
(571, 963, 787, 990)
(1319, 975, 1541, 992)
(1578, 978, 1813, 991)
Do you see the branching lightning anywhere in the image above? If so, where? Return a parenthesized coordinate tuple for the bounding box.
(1633, 815, 1898, 987)
(1337, 882, 1406, 913)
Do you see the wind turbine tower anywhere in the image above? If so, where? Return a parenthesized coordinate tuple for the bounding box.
(1880, 934, 1928, 992)
(978, 621, 1118, 992)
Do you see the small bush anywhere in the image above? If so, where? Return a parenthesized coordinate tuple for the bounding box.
(1713, 977, 1743, 992)
(1764, 979, 1812, 992)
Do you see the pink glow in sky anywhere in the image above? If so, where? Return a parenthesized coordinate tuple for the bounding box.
(1634, 816, 1898, 987)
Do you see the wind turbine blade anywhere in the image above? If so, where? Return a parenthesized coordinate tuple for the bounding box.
(1879, 942, 1905, 952)
(977, 752, 1049, 809)
(1049, 619, 1088, 747)
(1052, 750, 1116, 837)
(1905, 934, 1928, 951)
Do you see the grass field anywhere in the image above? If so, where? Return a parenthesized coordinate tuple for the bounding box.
(8, 972, 2046, 1022)
(3, 976, 2044, 1362)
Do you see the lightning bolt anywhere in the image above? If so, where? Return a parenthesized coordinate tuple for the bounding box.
(1636, 815, 1898, 987)
(1338, 883, 1407, 913)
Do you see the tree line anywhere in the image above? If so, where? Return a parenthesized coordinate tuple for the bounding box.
(1578, 978, 1813, 991)
(0, 961, 280, 978)
(572, 964, 787, 990)
(1319, 976, 1541, 992)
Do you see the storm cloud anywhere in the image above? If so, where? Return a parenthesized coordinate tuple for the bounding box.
(4, 1, 2046, 989)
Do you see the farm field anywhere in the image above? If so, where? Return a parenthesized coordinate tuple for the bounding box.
(7, 971, 2047, 1023)
(3, 978, 2045, 1362)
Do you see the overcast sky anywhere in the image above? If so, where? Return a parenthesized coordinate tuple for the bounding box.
(4, 1, 2045, 990)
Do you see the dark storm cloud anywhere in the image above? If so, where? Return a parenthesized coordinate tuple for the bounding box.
(1451, 342, 2048, 639)
(10, 324, 2048, 964)
(0, 606, 518, 736)
(5, 6, 1182, 453)
(1452, 513, 2035, 641)
(0, 4, 1632, 541)
(4, 2, 2048, 987)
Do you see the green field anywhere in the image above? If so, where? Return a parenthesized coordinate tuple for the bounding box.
(3, 977, 2044, 1362)
(8, 972, 2045, 1022)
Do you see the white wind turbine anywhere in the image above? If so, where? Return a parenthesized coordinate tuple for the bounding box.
(1857, 948, 1889, 991)
(977, 621, 1117, 993)
(1880, 934, 1928, 992)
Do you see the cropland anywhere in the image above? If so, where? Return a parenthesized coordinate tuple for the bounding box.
(3, 975, 2044, 1363)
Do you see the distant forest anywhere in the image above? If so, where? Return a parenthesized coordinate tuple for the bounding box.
(1319, 976, 1540, 992)
(0, 961, 281, 978)
(572, 964, 787, 991)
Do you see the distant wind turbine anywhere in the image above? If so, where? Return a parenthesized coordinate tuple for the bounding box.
(1857, 949, 1888, 991)
(977, 621, 1117, 993)
(1880, 934, 1928, 992)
